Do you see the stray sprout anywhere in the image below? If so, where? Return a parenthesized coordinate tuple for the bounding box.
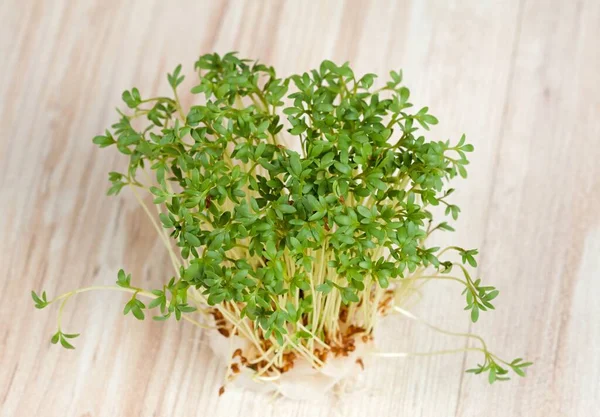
(33, 52, 530, 387)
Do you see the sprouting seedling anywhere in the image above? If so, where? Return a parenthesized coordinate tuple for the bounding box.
(33, 52, 530, 386)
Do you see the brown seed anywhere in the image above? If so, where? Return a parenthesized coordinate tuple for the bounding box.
(211, 309, 224, 321)
(231, 363, 240, 374)
(218, 386, 225, 396)
(339, 308, 348, 322)
(232, 348, 243, 358)
(356, 358, 364, 370)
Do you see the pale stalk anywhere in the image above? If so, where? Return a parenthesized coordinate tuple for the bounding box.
(47, 285, 211, 330)
(130, 185, 181, 274)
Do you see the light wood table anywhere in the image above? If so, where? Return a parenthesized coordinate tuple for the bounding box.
(1, 1, 599, 416)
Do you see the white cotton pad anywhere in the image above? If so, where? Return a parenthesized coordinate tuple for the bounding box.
(207, 328, 374, 401)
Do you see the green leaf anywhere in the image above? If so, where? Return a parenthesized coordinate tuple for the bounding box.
(289, 124, 305, 135)
(31, 290, 48, 309)
(422, 114, 438, 125)
(489, 366, 497, 384)
(184, 232, 201, 247)
(279, 204, 297, 214)
(316, 282, 333, 294)
(148, 299, 162, 310)
(92, 135, 115, 148)
(116, 269, 131, 288)
(131, 306, 145, 320)
(485, 290, 499, 301)
(333, 161, 351, 175)
(289, 153, 302, 176)
(471, 305, 480, 322)
(60, 337, 75, 349)
(334, 215, 352, 226)
(265, 240, 277, 259)
(168, 64, 185, 88)
(124, 294, 146, 320)
(159, 213, 173, 228)
(122, 88, 142, 108)
(357, 205, 372, 218)
(308, 211, 326, 221)
(178, 304, 197, 313)
(149, 186, 164, 196)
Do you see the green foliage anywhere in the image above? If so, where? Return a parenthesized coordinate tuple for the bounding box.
(116, 269, 131, 288)
(32, 52, 529, 384)
(51, 330, 80, 350)
(467, 355, 533, 384)
(31, 290, 49, 309)
(100, 52, 497, 372)
(150, 278, 197, 321)
(167, 64, 185, 89)
(114, 271, 197, 322)
(123, 293, 146, 320)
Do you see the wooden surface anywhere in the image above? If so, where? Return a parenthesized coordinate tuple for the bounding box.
(1, 1, 599, 416)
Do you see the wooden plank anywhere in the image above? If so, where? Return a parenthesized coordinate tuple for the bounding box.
(2, 0, 597, 416)
(455, 1, 600, 416)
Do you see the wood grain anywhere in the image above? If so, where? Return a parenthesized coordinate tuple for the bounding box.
(1, 1, 598, 416)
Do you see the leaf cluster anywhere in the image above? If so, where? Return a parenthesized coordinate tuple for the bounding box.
(116, 269, 197, 321)
(467, 355, 533, 384)
(51, 330, 80, 350)
(32, 53, 530, 383)
(94, 52, 484, 340)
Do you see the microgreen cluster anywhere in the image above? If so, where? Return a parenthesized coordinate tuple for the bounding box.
(33, 53, 530, 385)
